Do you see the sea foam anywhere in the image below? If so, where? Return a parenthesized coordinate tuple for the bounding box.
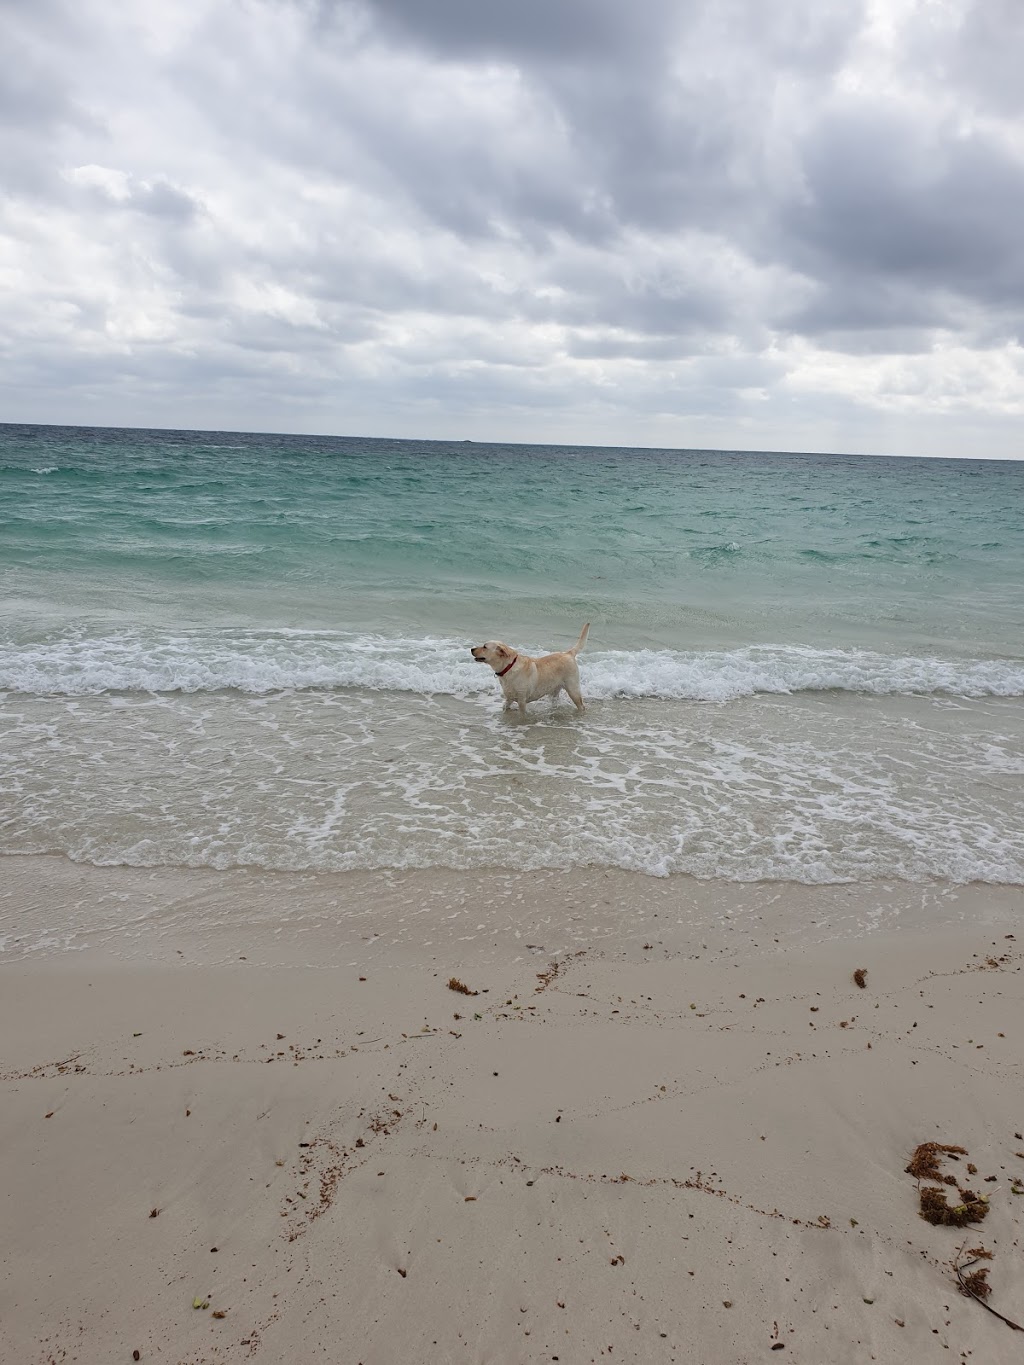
(2, 631, 1022, 700)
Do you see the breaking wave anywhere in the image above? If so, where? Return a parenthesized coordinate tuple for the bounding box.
(3, 630, 1022, 700)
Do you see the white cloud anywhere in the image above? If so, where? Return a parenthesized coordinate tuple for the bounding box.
(0, 0, 1021, 455)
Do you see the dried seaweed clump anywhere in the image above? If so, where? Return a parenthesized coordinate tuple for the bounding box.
(953, 1248, 1024, 1330)
(447, 977, 478, 996)
(918, 1186, 989, 1227)
(905, 1142, 967, 1182)
(959, 1267, 992, 1300)
(853, 968, 868, 989)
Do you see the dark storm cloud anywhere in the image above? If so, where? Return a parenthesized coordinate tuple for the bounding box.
(345, 0, 679, 63)
(344, 0, 1024, 334)
(353, 0, 864, 237)
(781, 103, 1024, 320)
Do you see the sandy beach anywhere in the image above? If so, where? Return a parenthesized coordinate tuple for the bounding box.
(1, 858, 1022, 1364)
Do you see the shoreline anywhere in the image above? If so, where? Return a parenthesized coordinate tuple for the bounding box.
(3, 852, 1023, 968)
(2, 859, 1023, 1362)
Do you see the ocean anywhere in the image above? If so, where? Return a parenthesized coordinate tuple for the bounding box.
(2, 423, 1023, 894)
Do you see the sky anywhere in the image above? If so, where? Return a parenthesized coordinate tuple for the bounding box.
(2, 0, 1023, 458)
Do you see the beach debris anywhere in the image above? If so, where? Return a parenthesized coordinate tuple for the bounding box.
(960, 1267, 991, 1299)
(906, 1142, 967, 1182)
(212, 1310, 227, 1319)
(149, 1207, 160, 1218)
(192, 1297, 209, 1310)
(133, 1352, 141, 1361)
(907, 1143, 990, 1225)
(535, 950, 586, 993)
(919, 1187, 989, 1226)
(448, 977, 477, 996)
(853, 968, 868, 989)
(953, 1246, 1024, 1330)
(905, 1147, 1022, 1329)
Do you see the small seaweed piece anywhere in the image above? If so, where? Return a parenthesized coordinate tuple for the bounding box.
(853, 968, 868, 989)
(447, 977, 478, 996)
(906, 1142, 968, 1182)
(954, 1251, 1024, 1331)
(961, 1267, 992, 1300)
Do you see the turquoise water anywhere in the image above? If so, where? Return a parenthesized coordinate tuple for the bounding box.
(2, 423, 1023, 885)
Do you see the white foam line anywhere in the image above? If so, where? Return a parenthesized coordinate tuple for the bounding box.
(2, 634, 1022, 700)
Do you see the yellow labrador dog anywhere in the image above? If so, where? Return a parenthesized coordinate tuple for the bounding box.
(471, 623, 590, 714)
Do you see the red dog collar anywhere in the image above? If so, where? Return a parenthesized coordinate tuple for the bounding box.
(496, 655, 518, 678)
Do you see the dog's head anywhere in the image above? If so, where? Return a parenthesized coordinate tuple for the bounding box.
(470, 641, 515, 672)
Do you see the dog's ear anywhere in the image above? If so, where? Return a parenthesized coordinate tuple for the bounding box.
(496, 645, 510, 659)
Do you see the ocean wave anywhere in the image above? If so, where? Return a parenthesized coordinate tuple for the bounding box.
(2, 632, 1023, 700)
(22, 839, 1020, 885)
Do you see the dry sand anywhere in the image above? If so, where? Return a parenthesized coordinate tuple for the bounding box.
(2, 857, 1023, 1364)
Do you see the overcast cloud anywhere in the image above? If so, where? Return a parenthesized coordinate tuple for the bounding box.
(1, 0, 1022, 456)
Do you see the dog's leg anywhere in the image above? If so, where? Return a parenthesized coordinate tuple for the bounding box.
(566, 685, 585, 712)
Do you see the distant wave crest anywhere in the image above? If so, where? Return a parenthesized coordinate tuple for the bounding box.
(2, 631, 1022, 700)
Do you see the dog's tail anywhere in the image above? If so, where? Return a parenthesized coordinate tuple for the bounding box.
(568, 622, 590, 656)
